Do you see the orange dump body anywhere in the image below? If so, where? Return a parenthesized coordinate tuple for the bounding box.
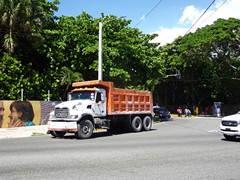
(72, 80, 153, 115)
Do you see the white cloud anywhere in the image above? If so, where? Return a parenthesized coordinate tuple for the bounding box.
(151, 27, 187, 45)
(152, 0, 240, 46)
(178, 5, 203, 25)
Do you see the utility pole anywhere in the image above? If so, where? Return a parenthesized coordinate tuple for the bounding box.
(98, 16, 126, 81)
(98, 22, 103, 81)
(21, 89, 24, 101)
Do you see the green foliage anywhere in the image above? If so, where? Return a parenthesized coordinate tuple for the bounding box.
(0, 54, 43, 100)
(0, 0, 56, 54)
(0, 1, 239, 109)
(0, 54, 22, 99)
(157, 18, 240, 107)
(60, 66, 83, 100)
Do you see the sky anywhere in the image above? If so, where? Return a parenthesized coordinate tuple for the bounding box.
(53, 0, 240, 45)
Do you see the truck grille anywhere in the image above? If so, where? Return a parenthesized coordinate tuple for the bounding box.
(55, 107, 69, 118)
(221, 120, 238, 127)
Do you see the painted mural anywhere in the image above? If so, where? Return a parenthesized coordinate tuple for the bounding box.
(0, 100, 60, 128)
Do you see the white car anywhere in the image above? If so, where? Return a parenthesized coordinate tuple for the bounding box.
(220, 111, 240, 140)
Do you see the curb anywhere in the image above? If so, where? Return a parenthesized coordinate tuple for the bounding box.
(0, 125, 48, 139)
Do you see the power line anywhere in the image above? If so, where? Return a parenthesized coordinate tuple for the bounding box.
(134, 0, 163, 28)
(185, 0, 216, 35)
(198, 0, 228, 27)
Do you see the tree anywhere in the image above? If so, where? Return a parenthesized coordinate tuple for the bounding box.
(0, 0, 59, 54)
(0, 54, 23, 99)
(60, 66, 83, 100)
(0, 0, 37, 54)
(41, 13, 161, 100)
(158, 18, 240, 108)
(95, 15, 161, 90)
(0, 0, 60, 100)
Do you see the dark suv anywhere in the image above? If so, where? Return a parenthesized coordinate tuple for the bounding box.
(153, 106, 171, 120)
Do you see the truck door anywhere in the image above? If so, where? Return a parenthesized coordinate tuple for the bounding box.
(93, 90, 106, 117)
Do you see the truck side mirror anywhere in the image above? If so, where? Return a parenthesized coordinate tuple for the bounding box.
(101, 93, 105, 103)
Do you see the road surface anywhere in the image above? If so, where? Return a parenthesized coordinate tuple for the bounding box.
(0, 117, 239, 180)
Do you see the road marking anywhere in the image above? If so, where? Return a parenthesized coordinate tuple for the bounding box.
(208, 130, 218, 133)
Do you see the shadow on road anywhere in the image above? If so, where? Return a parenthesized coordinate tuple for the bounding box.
(221, 138, 240, 142)
(50, 128, 158, 140)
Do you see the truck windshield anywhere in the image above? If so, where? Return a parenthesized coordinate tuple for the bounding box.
(71, 91, 95, 101)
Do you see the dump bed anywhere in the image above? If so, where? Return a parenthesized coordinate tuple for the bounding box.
(72, 80, 153, 115)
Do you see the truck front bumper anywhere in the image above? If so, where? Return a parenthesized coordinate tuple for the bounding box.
(48, 121, 78, 132)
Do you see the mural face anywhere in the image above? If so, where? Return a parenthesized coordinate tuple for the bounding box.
(0, 100, 60, 128)
(8, 105, 24, 127)
(8, 101, 35, 127)
(0, 101, 4, 128)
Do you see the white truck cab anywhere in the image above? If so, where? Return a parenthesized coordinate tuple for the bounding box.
(220, 111, 240, 140)
(48, 87, 107, 138)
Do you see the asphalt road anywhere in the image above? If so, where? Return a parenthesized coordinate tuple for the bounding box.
(0, 117, 239, 180)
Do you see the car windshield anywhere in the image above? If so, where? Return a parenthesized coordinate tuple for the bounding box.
(154, 107, 167, 111)
(159, 107, 167, 111)
(71, 91, 95, 101)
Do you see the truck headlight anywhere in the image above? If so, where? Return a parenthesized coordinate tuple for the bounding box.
(70, 115, 78, 119)
(49, 114, 55, 120)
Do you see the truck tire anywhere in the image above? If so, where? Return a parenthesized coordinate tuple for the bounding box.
(131, 116, 142, 132)
(50, 131, 66, 138)
(75, 119, 94, 139)
(142, 116, 152, 131)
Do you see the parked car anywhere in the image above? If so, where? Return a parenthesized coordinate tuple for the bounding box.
(220, 111, 240, 140)
(153, 106, 171, 120)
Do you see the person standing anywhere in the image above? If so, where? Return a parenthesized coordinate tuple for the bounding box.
(177, 106, 182, 117)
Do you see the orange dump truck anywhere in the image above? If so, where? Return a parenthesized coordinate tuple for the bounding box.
(48, 80, 153, 139)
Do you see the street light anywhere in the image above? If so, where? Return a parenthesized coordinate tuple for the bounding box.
(98, 16, 126, 81)
(166, 69, 181, 79)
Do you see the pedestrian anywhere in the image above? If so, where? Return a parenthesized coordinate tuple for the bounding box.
(185, 108, 191, 117)
(205, 106, 209, 115)
(177, 106, 182, 117)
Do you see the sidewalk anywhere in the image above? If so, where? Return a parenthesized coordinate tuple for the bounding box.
(0, 125, 48, 139)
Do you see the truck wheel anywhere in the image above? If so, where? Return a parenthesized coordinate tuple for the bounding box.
(224, 134, 236, 141)
(131, 116, 142, 132)
(142, 116, 152, 131)
(75, 119, 94, 139)
(50, 131, 66, 138)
